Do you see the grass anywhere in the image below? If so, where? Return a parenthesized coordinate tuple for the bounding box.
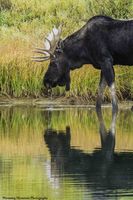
(0, 0, 133, 101)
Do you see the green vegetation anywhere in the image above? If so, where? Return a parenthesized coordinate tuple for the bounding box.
(0, 0, 133, 101)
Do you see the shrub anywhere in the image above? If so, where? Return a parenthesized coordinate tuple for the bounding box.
(0, 0, 12, 11)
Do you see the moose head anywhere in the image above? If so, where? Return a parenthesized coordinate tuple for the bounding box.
(32, 26, 71, 91)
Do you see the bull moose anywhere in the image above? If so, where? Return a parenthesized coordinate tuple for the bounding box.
(32, 15, 133, 112)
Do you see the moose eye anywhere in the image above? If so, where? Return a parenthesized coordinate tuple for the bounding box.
(56, 48, 63, 53)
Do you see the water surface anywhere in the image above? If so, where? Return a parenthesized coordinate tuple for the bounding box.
(0, 105, 133, 200)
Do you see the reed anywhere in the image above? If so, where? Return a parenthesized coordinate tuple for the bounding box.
(0, 0, 133, 101)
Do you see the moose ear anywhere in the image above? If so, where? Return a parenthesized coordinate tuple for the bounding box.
(59, 39, 64, 46)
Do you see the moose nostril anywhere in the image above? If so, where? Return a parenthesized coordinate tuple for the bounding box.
(46, 83, 51, 89)
(44, 76, 52, 83)
(44, 80, 51, 88)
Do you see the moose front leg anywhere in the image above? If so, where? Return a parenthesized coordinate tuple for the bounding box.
(96, 72, 107, 112)
(100, 58, 118, 113)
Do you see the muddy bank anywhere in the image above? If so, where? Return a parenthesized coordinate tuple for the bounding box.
(0, 96, 94, 107)
(0, 96, 133, 110)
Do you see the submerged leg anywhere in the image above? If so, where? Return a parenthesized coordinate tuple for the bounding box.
(96, 72, 107, 111)
(96, 104, 117, 154)
(100, 57, 118, 113)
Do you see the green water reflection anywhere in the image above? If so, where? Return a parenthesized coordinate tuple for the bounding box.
(0, 106, 133, 200)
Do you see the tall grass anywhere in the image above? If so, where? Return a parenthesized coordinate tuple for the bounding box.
(0, 0, 133, 101)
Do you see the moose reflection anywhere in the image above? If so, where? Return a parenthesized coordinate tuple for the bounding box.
(44, 110, 133, 198)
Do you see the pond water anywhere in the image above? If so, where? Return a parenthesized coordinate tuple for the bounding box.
(0, 105, 133, 200)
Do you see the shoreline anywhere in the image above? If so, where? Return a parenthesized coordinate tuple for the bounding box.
(0, 96, 133, 110)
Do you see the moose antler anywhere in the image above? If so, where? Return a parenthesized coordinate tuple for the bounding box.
(32, 26, 62, 62)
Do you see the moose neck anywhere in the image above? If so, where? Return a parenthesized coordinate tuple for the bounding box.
(63, 26, 90, 70)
